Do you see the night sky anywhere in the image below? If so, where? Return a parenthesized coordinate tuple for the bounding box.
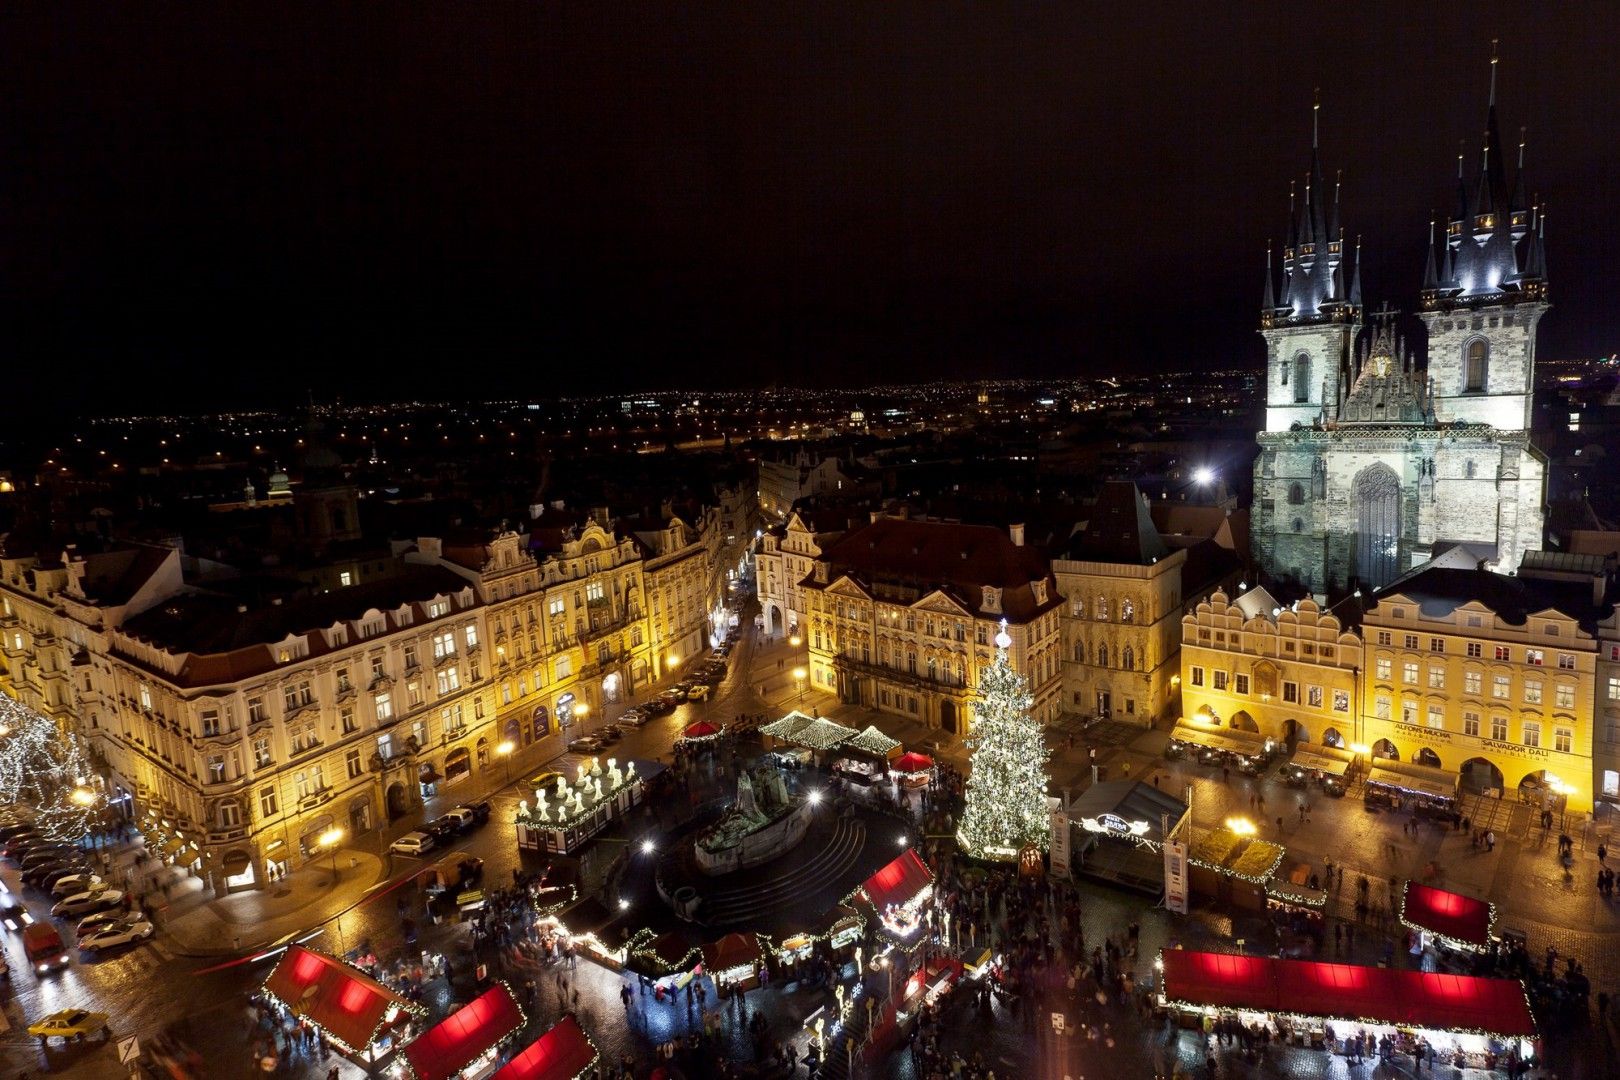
(3, 4, 1616, 412)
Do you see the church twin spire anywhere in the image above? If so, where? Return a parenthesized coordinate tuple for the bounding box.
(1267, 48, 1547, 329)
(1262, 92, 1361, 328)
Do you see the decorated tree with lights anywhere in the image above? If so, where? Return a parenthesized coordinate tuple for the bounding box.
(0, 693, 100, 842)
(956, 621, 1051, 861)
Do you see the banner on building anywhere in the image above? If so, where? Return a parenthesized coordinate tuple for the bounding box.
(1163, 838, 1188, 915)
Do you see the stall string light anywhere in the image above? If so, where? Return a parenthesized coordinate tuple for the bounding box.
(260, 951, 427, 1059)
(395, 978, 528, 1080)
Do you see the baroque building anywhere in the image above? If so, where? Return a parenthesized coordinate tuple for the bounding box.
(1253, 70, 1548, 596)
(802, 516, 1064, 734)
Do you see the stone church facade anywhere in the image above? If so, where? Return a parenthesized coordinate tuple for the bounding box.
(1253, 71, 1548, 598)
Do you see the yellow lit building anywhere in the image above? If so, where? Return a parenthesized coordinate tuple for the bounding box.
(1358, 555, 1602, 814)
(1180, 588, 1363, 746)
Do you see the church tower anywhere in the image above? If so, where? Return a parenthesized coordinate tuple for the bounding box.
(1252, 59, 1547, 599)
(1260, 95, 1363, 434)
(1417, 45, 1549, 433)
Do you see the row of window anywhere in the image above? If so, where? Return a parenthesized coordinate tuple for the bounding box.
(1070, 597, 1136, 623)
(1373, 631, 1578, 664)
(1188, 667, 1351, 713)
(1373, 658, 1580, 707)
(1196, 628, 1337, 660)
(1372, 696, 1574, 752)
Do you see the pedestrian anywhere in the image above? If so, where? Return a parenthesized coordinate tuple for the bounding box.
(1486, 830, 1496, 852)
(1276, 816, 1284, 833)
(1601, 843, 1609, 865)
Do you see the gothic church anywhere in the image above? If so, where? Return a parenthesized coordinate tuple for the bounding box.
(1252, 60, 1549, 598)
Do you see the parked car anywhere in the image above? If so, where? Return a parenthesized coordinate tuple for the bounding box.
(28, 1008, 110, 1044)
(440, 807, 477, 831)
(424, 819, 460, 844)
(20, 848, 77, 871)
(37, 865, 93, 893)
(75, 910, 126, 938)
(663, 686, 690, 703)
(451, 802, 492, 826)
(79, 918, 154, 954)
(49, 874, 103, 898)
(619, 708, 650, 727)
(568, 737, 605, 754)
(389, 832, 436, 857)
(23, 861, 82, 888)
(52, 888, 124, 919)
(596, 725, 623, 743)
(687, 684, 712, 702)
(643, 698, 674, 716)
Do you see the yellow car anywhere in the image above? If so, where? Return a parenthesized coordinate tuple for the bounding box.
(28, 1008, 110, 1043)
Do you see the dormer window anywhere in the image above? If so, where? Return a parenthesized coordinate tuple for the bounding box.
(427, 600, 449, 619)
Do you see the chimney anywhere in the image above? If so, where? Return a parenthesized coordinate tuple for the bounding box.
(1009, 523, 1026, 547)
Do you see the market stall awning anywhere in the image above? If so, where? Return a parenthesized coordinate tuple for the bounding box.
(1400, 882, 1494, 950)
(759, 711, 816, 740)
(1366, 762, 1458, 801)
(792, 717, 859, 750)
(263, 946, 420, 1054)
(1161, 951, 1535, 1038)
(1066, 779, 1187, 846)
(1160, 949, 1276, 1011)
(701, 932, 763, 973)
(1288, 747, 1353, 778)
(491, 1014, 598, 1080)
(403, 983, 525, 1080)
(892, 751, 934, 774)
(860, 848, 934, 911)
(683, 720, 719, 739)
(1169, 722, 1274, 756)
(846, 725, 903, 759)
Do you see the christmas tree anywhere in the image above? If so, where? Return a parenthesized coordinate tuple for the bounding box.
(0, 693, 100, 842)
(956, 621, 1051, 861)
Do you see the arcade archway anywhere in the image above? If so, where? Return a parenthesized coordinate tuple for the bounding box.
(1459, 757, 1505, 796)
(1414, 747, 1443, 768)
(1371, 739, 1399, 761)
(1229, 711, 1259, 733)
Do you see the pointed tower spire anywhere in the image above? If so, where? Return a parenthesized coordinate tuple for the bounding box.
(1451, 141, 1469, 241)
(1350, 234, 1363, 308)
(1330, 169, 1342, 242)
(1475, 41, 1508, 228)
(1263, 244, 1276, 313)
(1508, 126, 1530, 239)
(1422, 217, 1439, 290)
(1286, 181, 1297, 254)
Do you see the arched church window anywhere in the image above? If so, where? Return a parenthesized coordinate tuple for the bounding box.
(1465, 340, 1488, 392)
(1097, 644, 1109, 668)
(1096, 596, 1108, 621)
(1121, 599, 1134, 623)
(1280, 363, 1289, 386)
(1122, 646, 1135, 670)
(1465, 459, 1477, 479)
(1293, 354, 1311, 403)
(1074, 642, 1085, 663)
(1287, 482, 1305, 505)
(1292, 518, 1304, 533)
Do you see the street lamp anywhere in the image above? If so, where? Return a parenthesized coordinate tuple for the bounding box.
(496, 740, 515, 785)
(575, 701, 590, 734)
(319, 826, 344, 885)
(793, 667, 807, 702)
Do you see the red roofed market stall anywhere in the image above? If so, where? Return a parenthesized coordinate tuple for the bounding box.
(491, 1014, 598, 1080)
(262, 946, 424, 1068)
(1159, 950, 1536, 1066)
(402, 982, 526, 1080)
(1399, 881, 1497, 953)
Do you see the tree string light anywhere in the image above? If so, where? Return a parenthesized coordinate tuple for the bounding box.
(956, 621, 1051, 861)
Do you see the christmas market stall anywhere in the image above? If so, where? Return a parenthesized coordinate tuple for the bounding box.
(514, 757, 664, 855)
(1158, 949, 1536, 1067)
(890, 751, 935, 790)
(1167, 720, 1278, 775)
(681, 720, 721, 745)
(262, 946, 425, 1072)
(1188, 826, 1285, 912)
(401, 982, 526, 1080)
(1062, 779, 1187, 896)
(490, 1014, 599, 1080)
(832, 725, 903, 786)
(701, 932, 766, 995)
(1281, 744, 1356, 796)
(760, 711, 859, 764)
(854, 848, 935, 946)
(1399, 881, 1496, 955)
(1364, 760, 1460, 817)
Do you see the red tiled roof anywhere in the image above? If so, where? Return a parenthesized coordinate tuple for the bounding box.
(1162, 950, 1534, 1037)
(491, 1015, 598, 1080)
(809, 517, 1059, 623)
(403, 984, 525, 1080)
(860, 849, 933, 911)
(1401, 882, 1494, 949)
(263, 947, 418, 1054)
